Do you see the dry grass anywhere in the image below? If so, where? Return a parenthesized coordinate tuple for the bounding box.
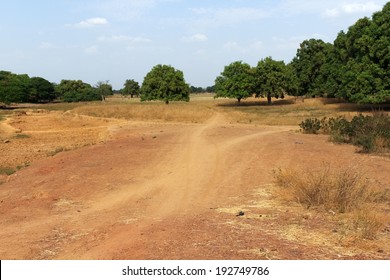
(352, 207, 388, 240)
(215, 97, 364, 126)
(70, 97, 216, 123)
(13, 94, 378, 126)
(274, 164, 389, 239)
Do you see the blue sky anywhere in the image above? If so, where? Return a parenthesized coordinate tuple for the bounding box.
(0, 0, 388, 89)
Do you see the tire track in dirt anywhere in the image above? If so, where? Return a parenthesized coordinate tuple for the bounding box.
(0, 112, 294, 259)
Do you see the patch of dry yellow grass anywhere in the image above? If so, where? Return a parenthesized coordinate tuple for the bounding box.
(71, 97, 216, 123)
(274, 164, 389, 240)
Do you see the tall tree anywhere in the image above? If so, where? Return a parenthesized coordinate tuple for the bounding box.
(330, 2, 390, 104)
(122, 79, 140, 98)
(254, 57, 287, 104)
(96, 80, 113, 101)
(290, 39, 333, 97)
(0, 71, 30, 104)
(214, 61, 254, 103)
(56, 80, 100, 102)
(141, 65, 190, 104)
(29, 77, 56, 103)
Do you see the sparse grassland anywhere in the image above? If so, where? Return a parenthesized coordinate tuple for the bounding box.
(213, 97, 383, 125)
(26, 94, 386, 126)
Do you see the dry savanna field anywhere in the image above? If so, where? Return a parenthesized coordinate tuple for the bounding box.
(0, 94, 389, 260)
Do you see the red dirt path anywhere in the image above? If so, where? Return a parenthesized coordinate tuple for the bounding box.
(0, 111, 389, 259)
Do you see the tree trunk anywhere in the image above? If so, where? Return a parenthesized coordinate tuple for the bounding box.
(237, 97, 241, 104)
(267, 94, 272, 105)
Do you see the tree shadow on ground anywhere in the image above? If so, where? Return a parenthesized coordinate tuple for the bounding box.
(216, 98, 295, 107)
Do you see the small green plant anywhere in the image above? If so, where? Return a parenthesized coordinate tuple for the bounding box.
(0, 167, 16, 175)
(47, 147, 65, 156)
(299, 118, 321, 134)
(13, 134, 30, 139)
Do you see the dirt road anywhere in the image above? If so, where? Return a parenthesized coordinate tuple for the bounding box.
(0, 111, 389, 259)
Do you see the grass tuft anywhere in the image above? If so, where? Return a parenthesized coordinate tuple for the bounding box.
(274, 164, 389, 239)
(0, 167, 16, 176)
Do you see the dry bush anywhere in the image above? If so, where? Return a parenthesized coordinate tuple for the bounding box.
(274, 164, 383, 213)
(352, 207, 388, 240)
(274, 164, 389, 239)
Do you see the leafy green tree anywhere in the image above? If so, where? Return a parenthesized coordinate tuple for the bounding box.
(0, 71, 56, 104)
(330, 2, 390, 104)
(190, 86, 206, 93)
(122, 79, 140, 98)
(56, 80, 100, 102)
(214, 61, 254, 103)
(290, 39, 333, 96)
(141, 65, 190, 104)
(206, 85, 215, 93)
(0, 71, 30, 104)
(29, 77, 55, 103)
(96, 80, 113, 101)
(254, 57, 287, 104)
(284, 63, 300, 97)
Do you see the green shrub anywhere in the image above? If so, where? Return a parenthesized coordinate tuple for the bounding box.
(0, 167, 16, 175)
(299, 118, 321, 134)
(300, 113, 390, 153)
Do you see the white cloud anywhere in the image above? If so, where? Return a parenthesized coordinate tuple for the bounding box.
(190, 7, 269, 29)
(323, 1, 382, 18)
(250, 41, 265, 51)
(272, 36, 307, 51)
(68, 17, 109, 28)
(95, 0, 156, 21)
(224, 41, 241, 52)
(84, 45, 99, 55)
(189, 7, 212, 15)
(342, 2, 381, 13)
(181, 33, 208, 42)
(39, 42, 55, 49)
(223, 40, 265, 53)
(324, 8, 340, 18)
(98, 35, 152, 43)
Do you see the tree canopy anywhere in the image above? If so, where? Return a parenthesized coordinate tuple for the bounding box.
(55, 80, 101, 102)
(122, 79, 140, 98)
(95, 81, 113, 100)
(289, 2, 390, 104)
(254, 57, 287, 104)
(141, 64, 190, 104)
(214, 61, 254, 103)
(0, 71, 55, 104)
(289, 39, 333, 97)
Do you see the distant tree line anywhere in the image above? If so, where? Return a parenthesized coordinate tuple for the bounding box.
(190, 85, 215, 93)
(0, 71, 56, 104)
(0, 71, 114, 104)
(1, 2, 389, 105)
(215, 2, 390, 105)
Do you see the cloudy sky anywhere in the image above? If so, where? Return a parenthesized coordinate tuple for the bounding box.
(0, 0, 388, 89)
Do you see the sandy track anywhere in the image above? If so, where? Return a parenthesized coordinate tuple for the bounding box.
(0, 111, 389, 259)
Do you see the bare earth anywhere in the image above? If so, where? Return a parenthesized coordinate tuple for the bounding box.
(0, 110, 389, 260)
